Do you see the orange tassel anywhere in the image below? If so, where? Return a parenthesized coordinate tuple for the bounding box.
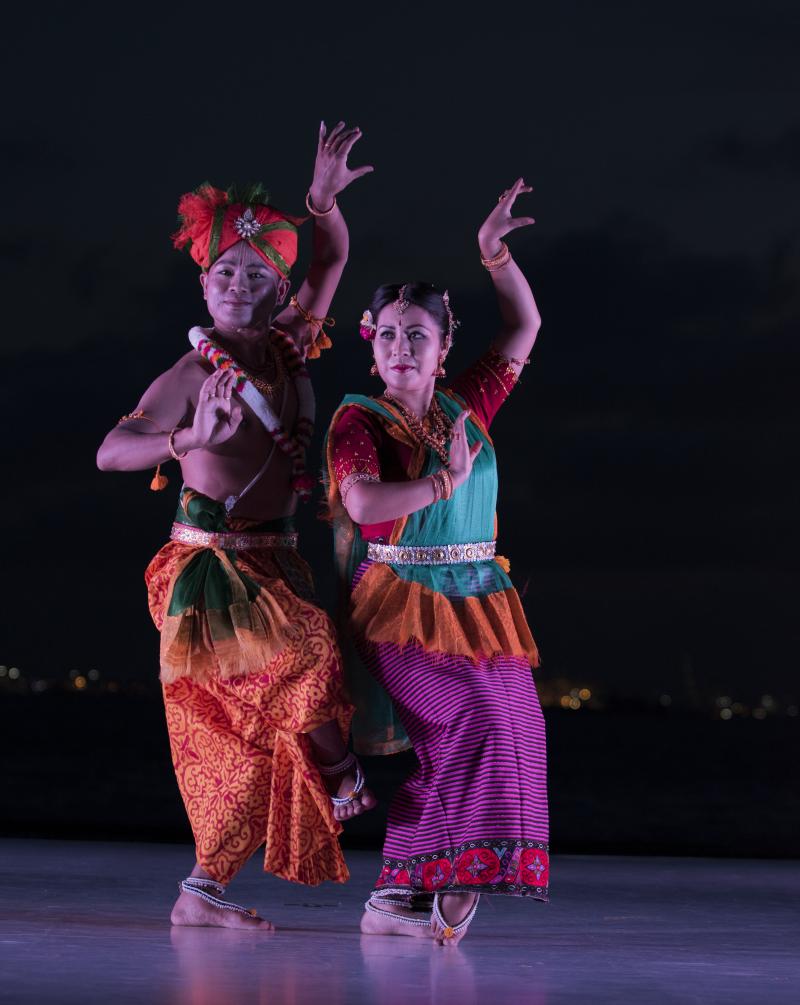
(150, 465, 169, 491)
(306, 331, 333, 359)
(495, 554, 511, 573)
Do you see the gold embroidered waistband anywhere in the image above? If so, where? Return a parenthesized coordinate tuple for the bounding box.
(170, 522, 298, 551)
(366, 540, 496, 566)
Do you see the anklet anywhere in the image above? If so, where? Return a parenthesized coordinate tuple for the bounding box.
(432, 892, 480, 940)
(180, 877, 258, 917)
(330, 760, 365, 806)
(365, 898, 431, 929)
(317, 752, 357, 776)
(182, 876, 226, 895)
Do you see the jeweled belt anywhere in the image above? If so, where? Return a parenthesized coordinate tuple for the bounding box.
(170, 522, 298, 551)
(366, 540, 496, 566)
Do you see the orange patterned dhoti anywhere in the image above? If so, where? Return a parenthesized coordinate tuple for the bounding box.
(145, 491, 353, 887)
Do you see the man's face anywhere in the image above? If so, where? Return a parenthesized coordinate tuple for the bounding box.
(200, 241, 286, 332)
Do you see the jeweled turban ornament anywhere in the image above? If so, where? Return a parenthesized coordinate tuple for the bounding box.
(233, 207, 263, 239)
(172, 182, 305, 277)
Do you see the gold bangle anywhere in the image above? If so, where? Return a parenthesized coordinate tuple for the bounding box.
(429, 472, 442, 503)
(440, 468, 454, 501)
(168, 427, 189, 461)
(305, 191, 337, 217)
(480, 242, 511, 272)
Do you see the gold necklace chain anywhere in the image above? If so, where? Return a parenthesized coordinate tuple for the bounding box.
(382, 391, 453, 465)
(209, 330, 286, 397)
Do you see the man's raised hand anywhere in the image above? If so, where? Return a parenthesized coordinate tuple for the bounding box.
(308, 120, 374, 212)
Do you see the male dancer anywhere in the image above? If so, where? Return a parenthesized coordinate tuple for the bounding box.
(97, 122, 374, 929)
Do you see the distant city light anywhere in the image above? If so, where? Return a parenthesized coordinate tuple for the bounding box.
(761, 695, 775, 709)
(74, 676, 87, 690)
(569, 697, 581, 710)
(578, 688, 591, 701)
(69, 669, 79, 681)
(88, 669, 100, 681)
(560, 695, 571, 709)
(720, 708, 733, 720)
(659, 694, 672, 707)
(8, 667, 20, 680)
(0, 666, 7, 677)
(717, 696, 733, 708)
(752, 708, 767, 720)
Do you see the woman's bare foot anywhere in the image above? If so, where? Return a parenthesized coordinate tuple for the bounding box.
(431, 893, 479, 947)
(360, 899, 432, 938)
(170, 889, 274, 931)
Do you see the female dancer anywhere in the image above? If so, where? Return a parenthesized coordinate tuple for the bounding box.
(325, 178, 549, 945)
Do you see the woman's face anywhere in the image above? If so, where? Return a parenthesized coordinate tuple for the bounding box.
(373, 303, 444, 394)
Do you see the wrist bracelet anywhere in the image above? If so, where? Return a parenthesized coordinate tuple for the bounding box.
(480, 242, 511, 272)
(305, 191, 337, 217)
(429, 469, 453, 503)
(168, 427, 189, 461)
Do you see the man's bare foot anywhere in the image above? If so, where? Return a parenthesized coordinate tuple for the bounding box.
(431, 893, 479, 947)
(317, 753, 378, 821)
(170, 889, 274, 930)
(360, 899, 432, 938)
(331, 772, 378, 821)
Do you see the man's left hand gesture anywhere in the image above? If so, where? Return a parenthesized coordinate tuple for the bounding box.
(308, 121, 374, 213)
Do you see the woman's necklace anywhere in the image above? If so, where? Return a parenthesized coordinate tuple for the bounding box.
(209, 330, 286, 398)
(381, 391, 453, 465)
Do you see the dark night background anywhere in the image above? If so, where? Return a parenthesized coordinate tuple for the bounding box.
(2, 2, 798, 855)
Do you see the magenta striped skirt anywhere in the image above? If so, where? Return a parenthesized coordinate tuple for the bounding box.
(353, 563, 549, 902)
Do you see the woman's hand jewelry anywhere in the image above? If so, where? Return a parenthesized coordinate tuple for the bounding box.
(478, 177, 535, 268)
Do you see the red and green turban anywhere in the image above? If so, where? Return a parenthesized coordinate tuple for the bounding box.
(172, 182, 305, 278)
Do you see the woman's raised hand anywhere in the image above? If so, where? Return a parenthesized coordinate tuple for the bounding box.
(189, 369, 244, 450)
(478, 177, 535, 259)
(448, 411, 483, 489)
(308, 120, 374, 212)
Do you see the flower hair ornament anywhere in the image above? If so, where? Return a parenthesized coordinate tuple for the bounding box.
(359, 309, 377, 340)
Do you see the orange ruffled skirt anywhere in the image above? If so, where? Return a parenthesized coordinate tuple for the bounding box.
(146, 538, 353, 887)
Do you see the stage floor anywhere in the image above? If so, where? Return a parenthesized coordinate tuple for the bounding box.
(0, 840, 797, 1004)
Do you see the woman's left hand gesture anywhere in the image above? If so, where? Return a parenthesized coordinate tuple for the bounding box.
(308, 120, 374, 213)
(478, 177, 535, 259)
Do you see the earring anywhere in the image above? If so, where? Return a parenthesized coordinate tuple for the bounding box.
(370, 362, 378, 376)
(435, 358, 446, 378)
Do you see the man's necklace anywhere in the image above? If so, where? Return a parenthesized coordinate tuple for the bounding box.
(381, 391, 453, 465)
(209, 330, 286, 398)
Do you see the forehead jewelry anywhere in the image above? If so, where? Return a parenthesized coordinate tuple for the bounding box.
(393, 283, 411, 316)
